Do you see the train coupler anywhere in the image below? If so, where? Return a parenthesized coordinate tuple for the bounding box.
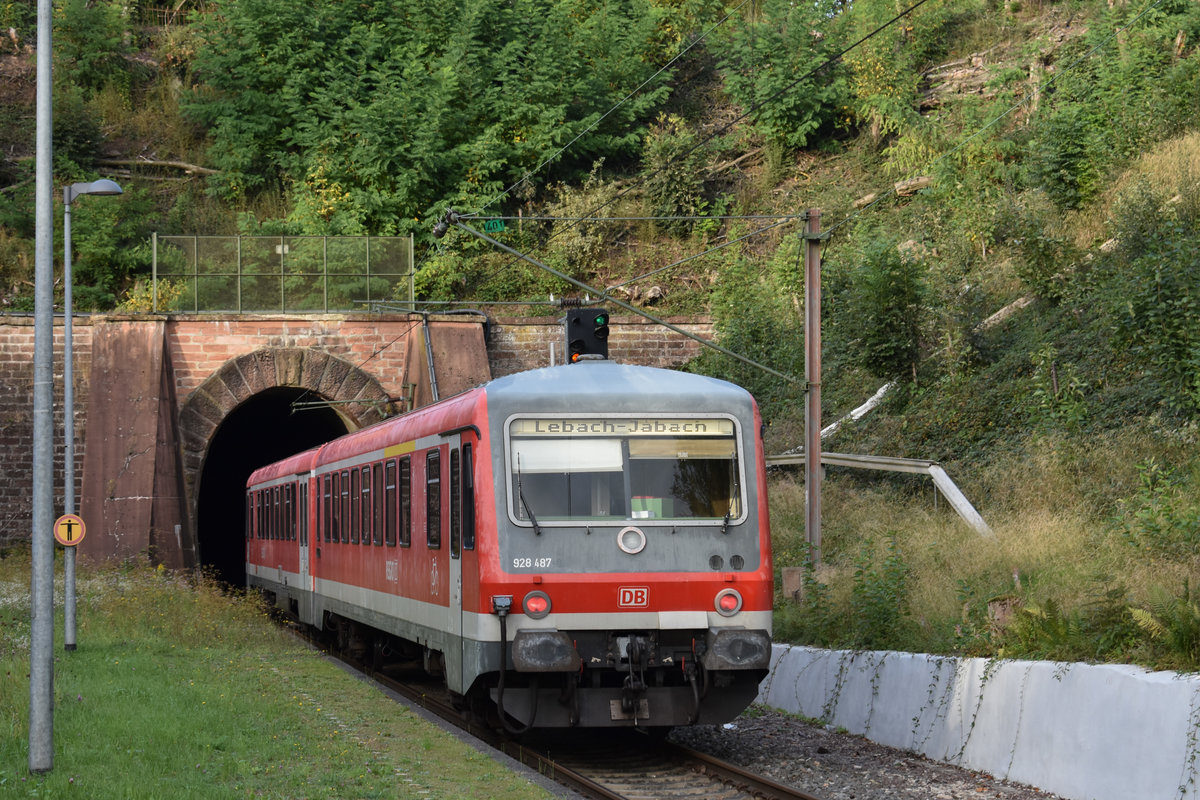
(620, 635, 649, 716)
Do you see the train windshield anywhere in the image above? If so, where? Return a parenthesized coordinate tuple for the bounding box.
(507, 416, 743, 524)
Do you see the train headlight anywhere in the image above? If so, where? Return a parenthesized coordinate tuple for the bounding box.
(714, 588, 743, 616)
(617, 526, 647, 555)
(523, 590, 552, 619)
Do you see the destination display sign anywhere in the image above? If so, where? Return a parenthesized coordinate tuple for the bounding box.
(509, 417, 734, 437)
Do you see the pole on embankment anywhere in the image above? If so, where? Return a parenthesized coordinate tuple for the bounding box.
(804, 210, 822, 565)
(30, 0, 56, 773)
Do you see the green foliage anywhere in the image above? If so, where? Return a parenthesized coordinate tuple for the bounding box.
(1029, 105, 1102, 210)
(541, 161, 629, 270)
(1002, 588, 1139, 662)
(1014, 227, 1078, 303)
(115, 279, 189, 312)
(1029, 1, 1200, 208)
(1095, 178, 1200, 413)
(641, 114, 710, 235)
(774, 556, 842, 647)
(848, 536, 911, 649)
(1114, 460, 1200, 560)
(0, 0, 36, 33)
(53, 0, 134, 95)
(186, 0, 676, 236)
(688, 236, 806, 420)
(713, 0, 848, 148)
(1130, 583, 1200, 668)
(52, 85, 102, 173)
(1030, 344, 1087, 431)
(843, 0, 979, 141)
(952, 579, 999, 656)
(839, 233, 927, 382)
(62, 184, 156, 310)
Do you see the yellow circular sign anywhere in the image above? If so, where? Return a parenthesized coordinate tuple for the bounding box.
(54, 514, 86, 547)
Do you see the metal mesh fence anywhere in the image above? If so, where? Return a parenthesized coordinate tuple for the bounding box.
(151, 235, 414, 313)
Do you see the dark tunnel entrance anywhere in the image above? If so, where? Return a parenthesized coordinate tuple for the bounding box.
(196, 387, 350, 586)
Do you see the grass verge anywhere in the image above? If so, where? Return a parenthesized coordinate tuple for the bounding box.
(0, 552, 553, 800)
(770, 424, 1200, 670)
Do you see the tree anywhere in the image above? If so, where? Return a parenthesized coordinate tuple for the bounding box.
(846, 237, 927, 381)
(185, 0, 677, 237)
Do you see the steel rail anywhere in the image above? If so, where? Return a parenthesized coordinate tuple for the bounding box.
(293, 627, 826, 800)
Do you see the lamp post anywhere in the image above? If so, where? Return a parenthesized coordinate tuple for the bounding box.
(61, 179, 122, 652)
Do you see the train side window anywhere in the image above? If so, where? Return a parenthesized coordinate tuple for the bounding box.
(272, 486, 280, 540)
(426, 450, 441, 549)
(340, 469, 351, 543)
(360, 465, 372, 546)
(384, 460, 397, 546)
(285, 483, 293, 542)
(324, 474, 333, 544)
(450, 449, 461, 559)
(399, 457, 411, 547)
(463, 444, 475, 551)
(349, 468, 360, 545)
(372, 463, 384, 546)
(300, 483, 308, 546)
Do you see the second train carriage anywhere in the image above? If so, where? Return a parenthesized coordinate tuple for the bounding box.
(246, 361, 773, 728)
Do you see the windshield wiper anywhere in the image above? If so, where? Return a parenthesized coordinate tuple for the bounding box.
(722, 462, 740, 534)
(515, 454, 542, 536)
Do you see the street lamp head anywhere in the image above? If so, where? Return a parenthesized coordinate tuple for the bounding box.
(64, 179, 123, 204)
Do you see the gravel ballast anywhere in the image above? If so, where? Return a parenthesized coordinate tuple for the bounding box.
(671, 708, 1065, 800)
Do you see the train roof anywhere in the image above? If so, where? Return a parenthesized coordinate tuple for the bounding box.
(248, 362, 758, 489)
(483, 361, 755, 414)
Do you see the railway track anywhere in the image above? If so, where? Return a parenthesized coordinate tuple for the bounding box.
(498, 730, 825, 800)
(304, 630, 823, 800)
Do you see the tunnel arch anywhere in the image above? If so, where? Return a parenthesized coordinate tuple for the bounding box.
(177, 347, 397, 584)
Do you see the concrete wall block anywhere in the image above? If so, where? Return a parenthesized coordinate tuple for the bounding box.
(759, 644, 1200, 800)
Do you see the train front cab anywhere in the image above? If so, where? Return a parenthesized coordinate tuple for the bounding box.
(464, 367, 774, 729)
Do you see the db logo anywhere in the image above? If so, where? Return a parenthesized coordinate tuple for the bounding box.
(618, 586, 649, 608)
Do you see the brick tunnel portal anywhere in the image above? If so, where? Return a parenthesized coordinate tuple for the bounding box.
(196, 387, 350, 586)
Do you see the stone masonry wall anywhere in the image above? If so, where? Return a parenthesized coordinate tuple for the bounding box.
(487, 314, 713, 377)
(0, 312, 713, 545)
(0, 317, 93, 545)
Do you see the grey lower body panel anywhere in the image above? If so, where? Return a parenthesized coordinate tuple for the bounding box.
(488, 672, 765, 727)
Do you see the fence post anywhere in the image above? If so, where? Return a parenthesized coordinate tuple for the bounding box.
(152, 232, 158, 312)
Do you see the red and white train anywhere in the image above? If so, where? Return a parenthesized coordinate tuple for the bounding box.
(246, 360, 773, 729)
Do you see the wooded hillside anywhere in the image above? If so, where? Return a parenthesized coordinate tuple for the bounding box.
(4, 0, 1200, 667)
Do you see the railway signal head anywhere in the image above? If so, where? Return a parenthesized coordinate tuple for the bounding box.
(566, 308, 610, 362)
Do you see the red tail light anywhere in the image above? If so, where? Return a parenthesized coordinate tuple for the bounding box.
(715, 589, 743, 616)
(523, 590, 551, 619)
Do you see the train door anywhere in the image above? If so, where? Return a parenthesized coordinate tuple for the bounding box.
(446, 436, 464, 690)
(297, 477, 312, 623)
